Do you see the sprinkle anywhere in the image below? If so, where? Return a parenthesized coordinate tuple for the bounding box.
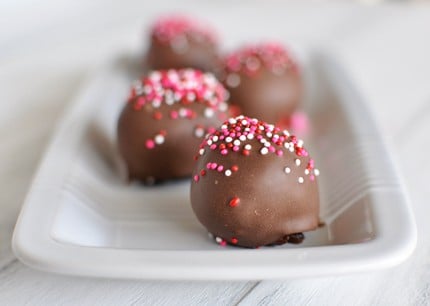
(152, 111, 163, 120)
(284, 167, 291, 174)
(260, 147, 269, 155)
(145, 139, 155, 149)
(193, 175, 199, 182)
(204, 108, 214, 118)
(304, 169, 310, 175)
(298, 177, 304, 183)
(314, 169, 320, 176)
(229, 197, 240, 207)
(215, 237, 223, 243)
(199, 148, 205, 155)
(154, 134, 165, 145)
(226, 73, 241, 88)
(295, 159, 301, 166)
(217, 165, 224, 172)
(244, 144, 252, 150)
(231, 238, 238, 244)
(231, 165, 239, 172)
(194, 126, 205, 138)
(200, 169, 206, 176)
(225, 170, 232, 176)
(210, 163, 217, 170)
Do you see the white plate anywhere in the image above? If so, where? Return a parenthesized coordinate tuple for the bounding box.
(12, 49, 416, 280)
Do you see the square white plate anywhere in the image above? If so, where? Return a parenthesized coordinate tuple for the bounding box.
(12, 49, 416, 280)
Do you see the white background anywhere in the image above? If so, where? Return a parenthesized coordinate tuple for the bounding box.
(1, 1, 430, 305)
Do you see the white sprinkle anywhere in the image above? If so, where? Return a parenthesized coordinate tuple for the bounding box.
(225, 136, 233, 143)
(283, 130, 290, 137)
(225, 170, 232, 177)
(284, 167, 291, 174)
(204, 108, 214, 118)
(304, 169, 310, 175)
(226, 73, 241, 88)
(314, 169, 320, 176)
(215, 237, 223, 243)
(207, 140, 213, 145)
(241, 119, 248, 125)
(233, 139, 241, 146)
(221, 124, 227, 129)
(259, 125, 265, 131)
(244, 144, 252, 150)
(284, 142, 290, 149)
(219, 102, 228, 112)
(266, 132, 273, 138)
(264, 142, 270, 147)
(154, 134, 165, 145)
(194, 127, 205, 138)
(247, 134, 254, 140)
(260, 147, 269, 155)
(199, 148, 205, 155)
(212, 136, 219, 142)
(179, 108, 187, 117)
(289, 146, 295, 152)
(239, 135, 246, 141)
(297, 140, 304, 148)
(298, 177, 304, 184)
(295, 159, 301, 166)
(228, 118, 237, 124)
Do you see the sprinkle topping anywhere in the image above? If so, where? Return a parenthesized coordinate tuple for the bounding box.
(151, 15, 217, 45)
(194, 115, 319, 185)
(224, 42, 299, 79)
(128, 69, 228, 111)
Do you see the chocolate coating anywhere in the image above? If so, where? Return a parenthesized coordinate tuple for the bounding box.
(117, 69, 228, 183)
(190, 116, 320, 248)
(223, 43, 302, 125)
(146, 16, 220, 72)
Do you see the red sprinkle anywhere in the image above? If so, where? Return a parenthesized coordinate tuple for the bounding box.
(231, 165, 239, 172)
(200, 169, 206, 176)
(153, 111, 163, 120)
(229, 197, 240, 207)
(231, 238, 238, 244)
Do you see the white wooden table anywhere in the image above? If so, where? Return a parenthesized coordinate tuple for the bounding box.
(1, 2, 429, 305)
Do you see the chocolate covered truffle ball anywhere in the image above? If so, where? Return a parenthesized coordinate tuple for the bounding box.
(146, 15, 220, 72)
(190, 115, 320, 248)
(117, 69, 228, 184)
(222, 43, 302, 125)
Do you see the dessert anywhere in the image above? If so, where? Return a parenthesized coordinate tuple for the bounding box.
(190, 115, 320, 248)
(146, 15, 220, 72)
(222, 43, 301, 125)
(117, 69, 228, 184)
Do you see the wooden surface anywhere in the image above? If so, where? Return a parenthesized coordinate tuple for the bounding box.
(1, 1, 430, 305)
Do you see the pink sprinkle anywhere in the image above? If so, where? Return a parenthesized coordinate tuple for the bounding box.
(310, 175, 315, 181)
(276, 150, 283, 156)
(217, 165, 224, 172)
(206, 163, 212, 169)
(170, 111, 178, 119)
(233, 146, 239, 152)
(221, 149, 228, 155)
(210, 144, 217, 150)
(220, 241, 227, 247)
(210, 163, 218, 170)
(145, 139, 155, 149)
(193, 175, 199, 182)
(269, 146, 276, 153)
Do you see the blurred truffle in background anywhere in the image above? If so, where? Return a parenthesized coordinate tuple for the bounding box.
(145, 15, 221, 73)
(221, 43, 302, 126)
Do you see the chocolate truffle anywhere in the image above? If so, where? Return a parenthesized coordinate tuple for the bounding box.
(146, 15, 220, 73)
(117, 69, 228, 184)
(190, 115, 320, 248)
(222, 43, 302, 125)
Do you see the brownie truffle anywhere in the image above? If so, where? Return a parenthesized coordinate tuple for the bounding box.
(222, 43, 302, 125)
(117, 69, 228, 184)
(146, 15, 220, 73)
(190, 115, 320, 248)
